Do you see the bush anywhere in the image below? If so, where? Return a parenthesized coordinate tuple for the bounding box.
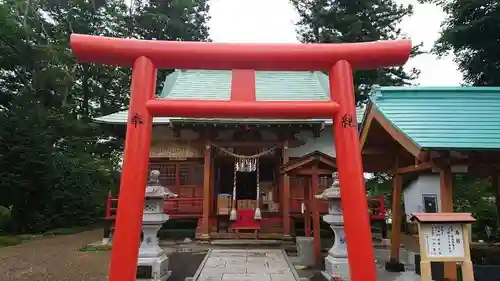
(0, 205, 12, 231)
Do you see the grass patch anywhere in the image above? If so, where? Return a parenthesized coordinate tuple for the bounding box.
(42, 224, 101, 236)
(0, 224, 101, 248)
(0, 235, 23, 247)
(79, 244, 113, 252)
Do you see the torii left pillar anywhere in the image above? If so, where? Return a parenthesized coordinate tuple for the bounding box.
(109, 57, 156, 281)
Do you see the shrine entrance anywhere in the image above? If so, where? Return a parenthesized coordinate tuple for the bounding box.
(216, 158, 258, 200)
(70, 34, 412, 281)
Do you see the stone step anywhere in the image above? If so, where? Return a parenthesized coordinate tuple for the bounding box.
(186, 249, 303, 281)
(210, 239, 283, 246)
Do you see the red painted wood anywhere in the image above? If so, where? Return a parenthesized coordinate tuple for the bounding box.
(71, 34, 411, 71)
(231, 69, 256, 101)
(145, 99, 339, 119)
(330, 61, 376, 281)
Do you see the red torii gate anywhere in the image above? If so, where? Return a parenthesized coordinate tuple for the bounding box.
(70, 34, 411, 281)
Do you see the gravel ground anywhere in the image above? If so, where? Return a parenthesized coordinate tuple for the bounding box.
(0, 229, 205, 281)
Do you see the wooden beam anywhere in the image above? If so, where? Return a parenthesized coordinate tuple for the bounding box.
(282, 140, 291, 239)
(281, 156, 315, 174)
(362, 147, 390, 155)
(311, 165, 322, 265)
(319, 156, 337, 169)
(440, 166, 457, 281)
(290, 168, 334, 176)
(212, 140, 283, 148)
(281, 152, 337, 174)
(359, 104, 374, 149)
(213, 140, 305, 148)
(394, 162, 433, 175)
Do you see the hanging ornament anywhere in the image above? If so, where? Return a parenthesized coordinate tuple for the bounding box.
(254, 158, 262, 220)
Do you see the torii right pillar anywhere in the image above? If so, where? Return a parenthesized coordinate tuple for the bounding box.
(330, 60, 377, 281)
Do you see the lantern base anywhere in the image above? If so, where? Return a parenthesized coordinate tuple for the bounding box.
(137, 254, 171, 281)
(322, 255, 350, 281)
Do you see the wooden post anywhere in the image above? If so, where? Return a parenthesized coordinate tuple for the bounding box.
(417, 223, 433, 281)
(210, 155, 215, 216)
(311, 165, 322, 264)
(282, 140, 291, 239)
(200, 142, 212, 239)
(440, 166, 457, 281)
(386, 173, 405, 272)
(305, 180, 312, 237)
(105, 190, 113, 218)
(461, 224, 475, 281)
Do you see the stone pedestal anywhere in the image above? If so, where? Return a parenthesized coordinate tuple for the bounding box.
(137, 170, 177, 281)
(316, 174, 350, 281)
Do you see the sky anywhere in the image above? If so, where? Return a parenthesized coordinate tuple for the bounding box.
(208, 0, 463, 86)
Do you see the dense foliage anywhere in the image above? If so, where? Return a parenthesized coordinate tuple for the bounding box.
(419, 0, 500, 86)
(291, 0, 422, 103)
(0, 0, 210, 233)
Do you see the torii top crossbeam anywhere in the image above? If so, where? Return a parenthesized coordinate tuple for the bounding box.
(70, 34, 411, 71)
(70, 33, 412, 281)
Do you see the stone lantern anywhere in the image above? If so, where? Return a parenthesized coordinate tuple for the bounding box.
(315, 173, 349, 281)
(137, 170, 177, 281)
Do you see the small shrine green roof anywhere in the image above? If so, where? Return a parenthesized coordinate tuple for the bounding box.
(363, 86, 500, 150)
(94, 69, 365, 125)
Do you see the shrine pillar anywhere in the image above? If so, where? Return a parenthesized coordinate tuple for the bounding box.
(311, 166, 322, 264)
(440, 166, 457, 281)
(386, 173, 405, 272)
(200, 142, 212, 239)
(282, 140, 291, 239)
(330, 60, 377, 281)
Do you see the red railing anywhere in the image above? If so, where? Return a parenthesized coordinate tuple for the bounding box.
(105, 193, 386, 221)
(164, 197, 203, 218)
(288, 196, 386, 221)
(105, 192, 203, 220)
(290, 197, 328, 217)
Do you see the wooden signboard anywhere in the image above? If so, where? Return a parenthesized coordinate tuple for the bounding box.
(410, 213, 476, 281)
(150, 142, 203, 159)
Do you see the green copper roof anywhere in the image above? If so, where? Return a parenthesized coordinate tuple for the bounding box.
(95, 69, 365, 124)
(160, 70, 233, 99)
(370, 86, 500, 150)
(159, 69, 330, 101)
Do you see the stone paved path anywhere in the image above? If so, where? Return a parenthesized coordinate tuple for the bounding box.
(193, 249, 300, 281)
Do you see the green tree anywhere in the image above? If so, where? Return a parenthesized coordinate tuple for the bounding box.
(0, 0, 210, 233)
(291, 0, 422, 103)
(418, 0, 500, 86)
